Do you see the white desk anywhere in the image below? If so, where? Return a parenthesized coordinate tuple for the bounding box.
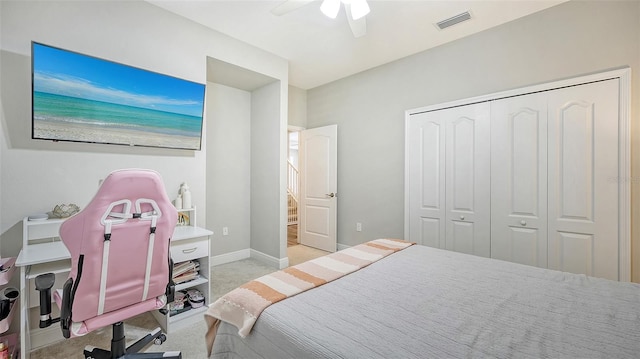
(16, 224, 212, 359)
(17, 242, 69, 267)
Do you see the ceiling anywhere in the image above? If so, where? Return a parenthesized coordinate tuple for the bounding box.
(148, 0, 567, 90)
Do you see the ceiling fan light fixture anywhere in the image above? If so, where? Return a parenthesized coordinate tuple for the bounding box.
(321, 0, 341, 19)
(349, 0, 370, 20)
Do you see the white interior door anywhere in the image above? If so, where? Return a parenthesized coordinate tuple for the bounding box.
(444, 102, 491, 257)
(299, 125, 338, 252)
(407, 111, 446, 248)
(407, 103, 490, 256)
(547, 79, 619, 280)
(491, 93, 548, 268)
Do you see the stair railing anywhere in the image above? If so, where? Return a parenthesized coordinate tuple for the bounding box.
(287, 160, 299, 225)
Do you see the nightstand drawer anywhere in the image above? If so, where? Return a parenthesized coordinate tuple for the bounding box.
(171, 237, 208, 263)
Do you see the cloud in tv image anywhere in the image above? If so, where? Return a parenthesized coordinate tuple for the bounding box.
(32, 43, 206, 150)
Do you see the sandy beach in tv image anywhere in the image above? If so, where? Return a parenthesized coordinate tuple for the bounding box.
(33, 116, 199, 150)
(32, 43, 205, 150)
(33, 91, 203, 149)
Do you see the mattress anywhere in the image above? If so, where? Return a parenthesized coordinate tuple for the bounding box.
(211, 245, 640, 358)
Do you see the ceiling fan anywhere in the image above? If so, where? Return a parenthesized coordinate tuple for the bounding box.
(271, 0, 370, 38)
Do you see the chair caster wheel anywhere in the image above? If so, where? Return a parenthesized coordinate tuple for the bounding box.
(154, 333, 166, 345)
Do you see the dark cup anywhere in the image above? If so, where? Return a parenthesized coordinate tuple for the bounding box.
(0, 299, 9, 321)
(1, 287, 18, 303)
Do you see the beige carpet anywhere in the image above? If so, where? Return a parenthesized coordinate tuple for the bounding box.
(30, 245, 327, 359)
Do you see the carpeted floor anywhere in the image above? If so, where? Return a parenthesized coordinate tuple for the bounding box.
(29, 245, 327, 359)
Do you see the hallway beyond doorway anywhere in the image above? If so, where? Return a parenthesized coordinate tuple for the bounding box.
(287, 224, 298, 246)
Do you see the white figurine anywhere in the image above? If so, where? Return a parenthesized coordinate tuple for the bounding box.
(182, 183, 192, 209)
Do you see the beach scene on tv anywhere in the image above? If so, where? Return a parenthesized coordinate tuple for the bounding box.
(32, 43, 205, 150)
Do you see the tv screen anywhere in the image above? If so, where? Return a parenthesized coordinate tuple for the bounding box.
(31, 42, 205, 150)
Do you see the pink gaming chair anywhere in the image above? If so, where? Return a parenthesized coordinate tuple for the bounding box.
(35, 169, 181, 359)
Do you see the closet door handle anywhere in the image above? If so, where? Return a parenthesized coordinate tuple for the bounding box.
(520, 220, 527, 226)
(459, 215, 465, 220)
(326, 193, 336, 198)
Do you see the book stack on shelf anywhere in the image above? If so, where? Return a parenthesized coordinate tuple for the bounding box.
(173, 260, 200, 285)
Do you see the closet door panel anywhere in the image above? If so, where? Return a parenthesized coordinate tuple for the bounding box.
(450, 221, 475, 254)
(508, 228, 542, 266)
(491, 94, 548, 268)
(547, 79, 619, 280)
(554, 232, 594, 276)
(445, 102, 491, 257)
(407, 112, 446, 248)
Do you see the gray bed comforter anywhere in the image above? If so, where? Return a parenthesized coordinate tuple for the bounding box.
(211, 245, 640, 358)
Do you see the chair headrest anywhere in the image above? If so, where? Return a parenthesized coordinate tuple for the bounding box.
(69, 169, 177, 228)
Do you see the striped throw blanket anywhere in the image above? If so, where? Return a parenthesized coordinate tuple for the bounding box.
(204, 238, 414, 355)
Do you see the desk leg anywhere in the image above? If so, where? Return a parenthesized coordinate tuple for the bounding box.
(19, 266, 30, 359)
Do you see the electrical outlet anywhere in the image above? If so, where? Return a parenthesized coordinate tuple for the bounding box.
(222, 227, 229, 236)
(356, 223, 362, 232)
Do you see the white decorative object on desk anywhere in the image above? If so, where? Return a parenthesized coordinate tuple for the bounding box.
(182, 185, 192, 209)
(27, 213, 48, 221)
(174, 195, 183, 210)
(48, 204, 80, 218)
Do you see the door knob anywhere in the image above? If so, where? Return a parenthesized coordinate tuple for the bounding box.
(460, 215, 465, 220)
(520, 220, 527, 226)
(326, 193, 336, 198)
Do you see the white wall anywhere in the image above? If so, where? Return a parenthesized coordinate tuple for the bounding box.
(0, 1, 288, 262)
(251, 81, 287, 261)
(306, 1, 640, 281)
(206, 83, 252, 256)
(206, 79, 287, 264)
(288, 85, 308, 128)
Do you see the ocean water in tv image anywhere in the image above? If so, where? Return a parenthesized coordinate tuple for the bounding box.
(33, 91, 203, 149)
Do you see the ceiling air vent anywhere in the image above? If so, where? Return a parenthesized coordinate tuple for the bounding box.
(436, 11, 472, 30)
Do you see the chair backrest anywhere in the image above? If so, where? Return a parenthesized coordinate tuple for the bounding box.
(59, 169, 178, 323)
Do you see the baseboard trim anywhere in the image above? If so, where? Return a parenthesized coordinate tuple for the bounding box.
(210, 248, 289, 269)
(250, 249, 289, 269)
(337, 243, 351, 251)
(210, 249, 250, 267)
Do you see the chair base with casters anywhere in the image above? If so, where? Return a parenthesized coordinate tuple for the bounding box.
(83, 322, 181, 359)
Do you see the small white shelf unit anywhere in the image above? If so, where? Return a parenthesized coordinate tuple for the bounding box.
(152, 221, 212, 333)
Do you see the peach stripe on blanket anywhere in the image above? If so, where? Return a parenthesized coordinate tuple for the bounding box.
(204, 238, 415, 355)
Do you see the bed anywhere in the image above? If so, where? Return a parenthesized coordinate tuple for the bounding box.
(205, 240, 640, 358)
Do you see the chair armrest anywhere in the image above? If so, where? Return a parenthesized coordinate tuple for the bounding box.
(34, 273, 56, 328)
(166, 258, 175, 303)
(60, 278, 73, 338)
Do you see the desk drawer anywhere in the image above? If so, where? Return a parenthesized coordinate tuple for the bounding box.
(171, 237, 208, 263)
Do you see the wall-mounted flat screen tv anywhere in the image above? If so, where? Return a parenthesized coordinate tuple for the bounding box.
(32, 42, 205, 150)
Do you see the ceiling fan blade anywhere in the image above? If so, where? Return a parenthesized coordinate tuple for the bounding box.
(345, 4, 367, 38)
(271, 0, 316, 16)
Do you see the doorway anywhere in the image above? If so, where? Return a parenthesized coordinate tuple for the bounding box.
(297, 125, 338, 252)
(286, 126, 334, 264)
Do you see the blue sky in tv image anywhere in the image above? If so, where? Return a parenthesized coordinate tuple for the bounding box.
(32, 42, 205, 118)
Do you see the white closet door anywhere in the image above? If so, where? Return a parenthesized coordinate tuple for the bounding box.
(445, 103, 491, 257)
(407, 111, 446, 248)
(547, 79, 620, 280)
(491, 94, 548, 268)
